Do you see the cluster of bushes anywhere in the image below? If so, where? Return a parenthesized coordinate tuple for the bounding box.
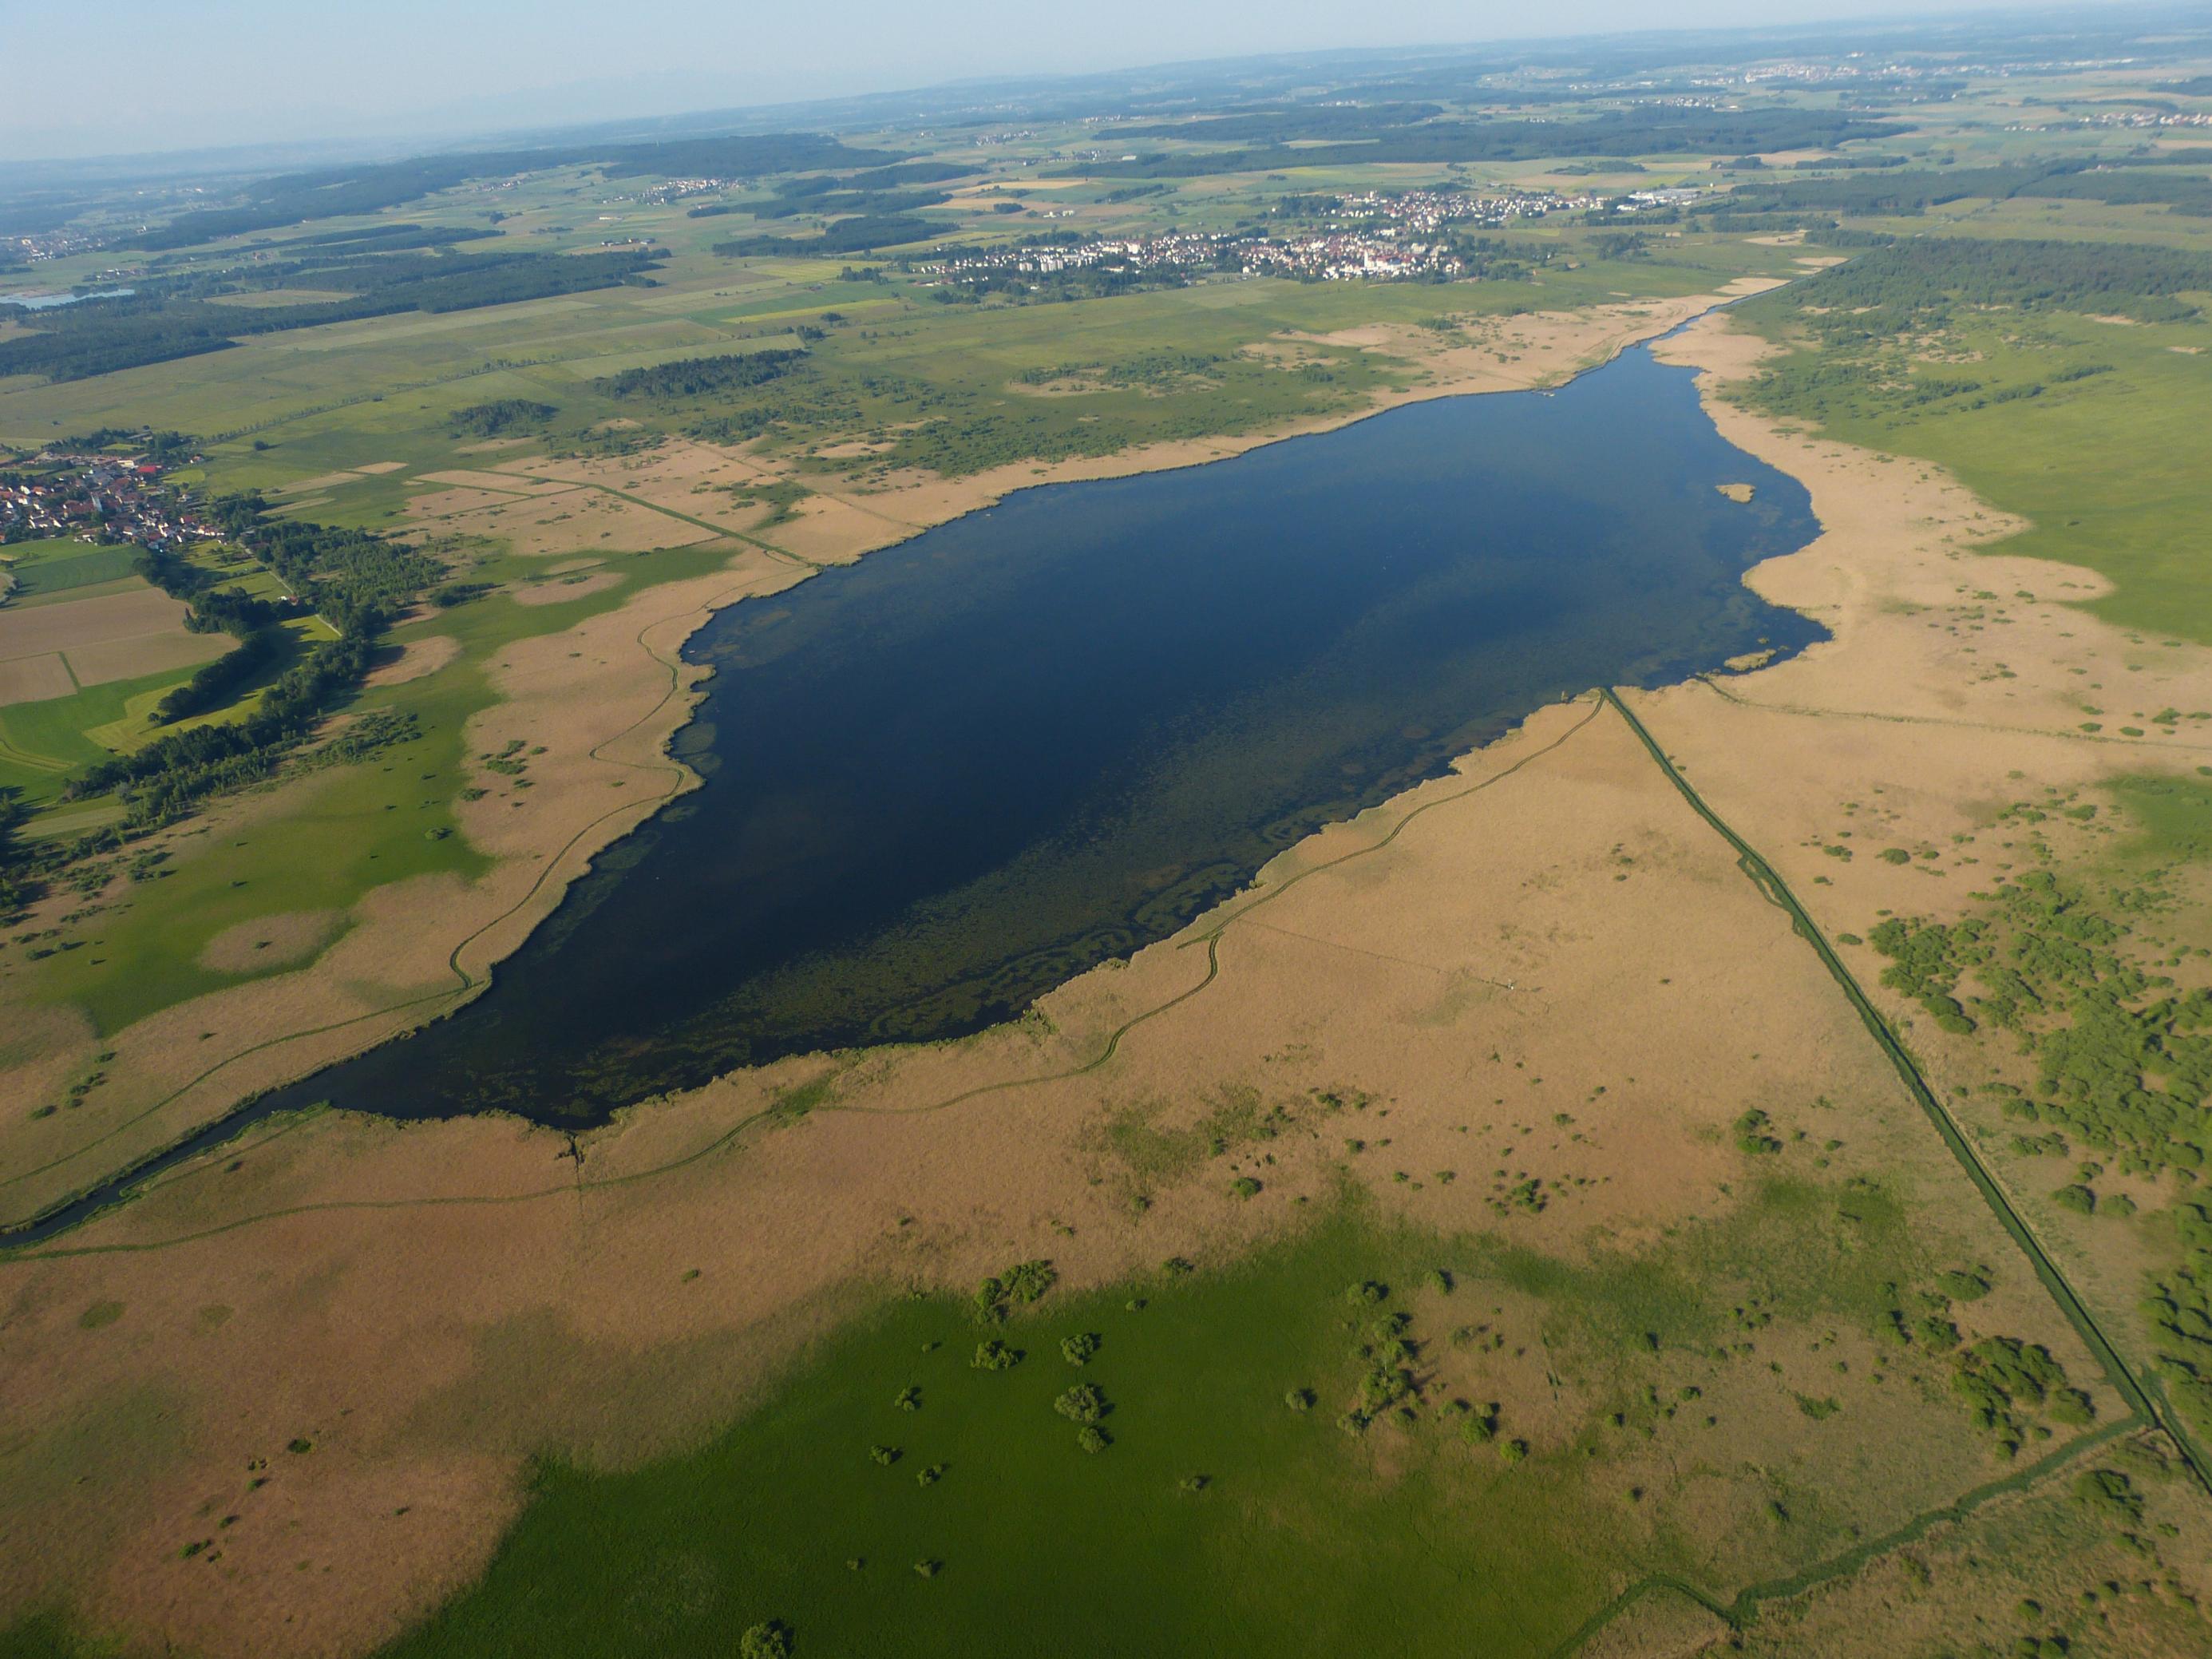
(447, 399, 558, 438)
(1953, 1336, 2095, 1455)
(596, 348, 805, 401)
(1876, 871, 2212, 1187)
(2150, 1202, 2212, 1438)
(1867, 866, 2212, 1444)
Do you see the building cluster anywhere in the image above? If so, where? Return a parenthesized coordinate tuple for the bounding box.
(920, 227, 1450, 285)
(918, 188, 1585, 287)
(2016, 109, 2212, 131)
(1332, 188, 1583, 232)
(6, 227, 106, 267)
(628, 176, 735, 204)
(0, 450, 208, 552)
(1235, 234, 1469, 279)
(1609, 186, 1707, 212)
(1723, 55, 2137, 86)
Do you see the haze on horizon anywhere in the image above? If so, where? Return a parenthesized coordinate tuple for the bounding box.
(2, 0, 2146, 164)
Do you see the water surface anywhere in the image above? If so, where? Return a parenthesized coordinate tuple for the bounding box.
(280, 342, 1824, 1126)
(0, 287, 133, 309)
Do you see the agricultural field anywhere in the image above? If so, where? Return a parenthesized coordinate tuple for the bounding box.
(2, 11, 2212, 1659)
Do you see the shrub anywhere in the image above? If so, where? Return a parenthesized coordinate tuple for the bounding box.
(1230, 1177, 1262, 1200)
(1055, 1384, 1107, 1426)
(1060, 1332, 1100, 1367)
(1921, 993, 1976, 1035)
(1733, 1111, 1783, 1156)
(1501, 1439, 1529, 1464)
(1076, 1426, 1109, 1453)
(2052, 1184, 2098, 1216)
(1003, 1259, 1058, 1303)
(869, 1445, 899, 1466)
(1346, 1281, 1389, 1306)
(1285, 1388, 1316, 1412)
(971, 1341, 1021, 1371)
(739, 1620, 793, 1659)
(895, 1387, 921, 1412)
(1427, 1269, 1454, 1294)
(2049, 1390, 2096, 1427)
(1937, 1269, 1992, 1302)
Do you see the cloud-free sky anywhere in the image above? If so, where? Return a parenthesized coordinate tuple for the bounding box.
(1, 0, 2139, 160)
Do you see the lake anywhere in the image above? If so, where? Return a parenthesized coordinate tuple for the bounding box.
(270, 340, 1826, 1128)
(0, 287, 133, 309)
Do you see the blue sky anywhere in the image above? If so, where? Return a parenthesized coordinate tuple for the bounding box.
(2, 0, 2139, 160)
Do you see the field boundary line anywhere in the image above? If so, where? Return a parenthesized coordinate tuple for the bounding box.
(1601, 687, 2208, 1491)
(1692, 671, 2212, 753)
(1551, 1414, 2139, 1657)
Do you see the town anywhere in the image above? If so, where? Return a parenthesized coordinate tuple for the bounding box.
(916, 188, 1585, 285)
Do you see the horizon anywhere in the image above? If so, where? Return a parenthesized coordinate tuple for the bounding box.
(2, 0, 2166, 166)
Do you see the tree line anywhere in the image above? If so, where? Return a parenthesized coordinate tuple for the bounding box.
(132, 134, 894, 251)
(1059, 108, 1903, 177)
(0, 249, 662, 382)
(1753, 235, 2212, 338)
(65, 498, 441, 830)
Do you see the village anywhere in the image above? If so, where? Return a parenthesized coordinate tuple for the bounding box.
(0, 441, 208, 562)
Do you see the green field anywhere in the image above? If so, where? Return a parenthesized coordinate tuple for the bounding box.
(16, 531, 746, 1032)
(1733, 266, 2212, 643)
(383, 1171, 2099, 1659)
(0, 544, 140, 600)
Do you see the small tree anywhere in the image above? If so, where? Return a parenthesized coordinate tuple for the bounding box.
(739, 1620, 793, 1659)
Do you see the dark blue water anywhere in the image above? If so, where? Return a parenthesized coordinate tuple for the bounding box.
(243, 346, 1827, 1141)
